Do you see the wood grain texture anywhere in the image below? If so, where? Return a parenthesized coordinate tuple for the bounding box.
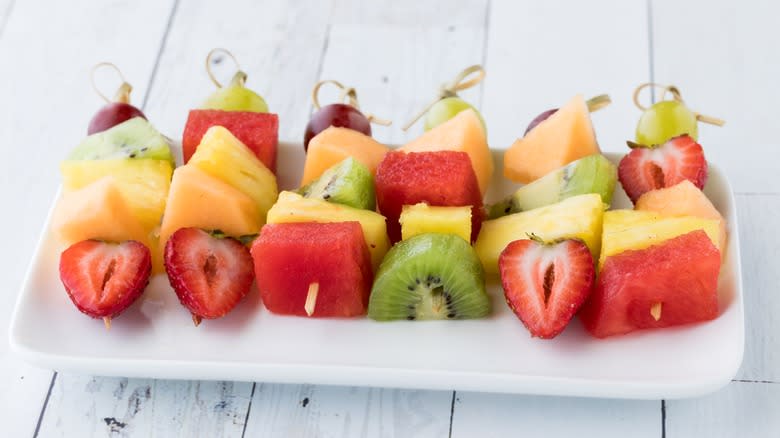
(244, 384, 452, 437)
(37, 375, 253, 437)
(481, 0, 650, 152)
(666, 381, 780, 438)
(0, 0, 174, 435)
(142, 0, 334, 144)
(651, 0, 780, 193)
(734, 194, 780, 382)
(451, 392, 661, 438)
(319, 0, 489, 146)
(0, 0, 13, 37)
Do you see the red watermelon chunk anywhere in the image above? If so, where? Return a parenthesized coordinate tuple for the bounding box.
(183, 110, 279, 172)
(251, 222, 373, 317)
(375, 151, 484, 243)
(579, 230, 721, 338)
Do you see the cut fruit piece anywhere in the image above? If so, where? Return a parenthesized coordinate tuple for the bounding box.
(59, 239, 151, 326)
(68, 117, 174, 166)
(504, 94, 600, 184)
(159, 165, 262, 256)
(60, 158, 172, 231)
(487, 154, 617, 219)
(368, 233, 489, 321)
(600, 209, 720, 268)
(635, 180, 727, 250)
(188, 126, 278, 221)
(399, 203, 471, 242)
(301, 127, 389, 186)
(375, 151, 484, 243)
(499, 237, 595, 339)
(618, 135, 707, 204)
(266, 191, 390, 271)
(165, 228, 254, 325)
(580, 230, 720, 338)
(183, 110, 279, 172)
(399, 109, 493, 195)
(52, 176, 149, 246)
(298, 157, 375, 210)
(251, 222, 373, 317)
(474, 194, 604, 275)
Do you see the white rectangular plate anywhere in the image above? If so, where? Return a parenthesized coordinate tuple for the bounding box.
(9, 144, 744, 399)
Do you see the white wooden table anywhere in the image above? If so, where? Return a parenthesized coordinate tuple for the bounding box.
(2, 0, 777, 436)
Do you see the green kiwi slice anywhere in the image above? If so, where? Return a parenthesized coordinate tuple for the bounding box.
(68, 117, 174, 166)
(298, 157, 375, 210)
(368, 233, 489, 321)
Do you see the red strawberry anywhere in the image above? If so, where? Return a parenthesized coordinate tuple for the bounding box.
(498, 237, 595, 339)
(618, 134, 708, 204)
(164, 228, 254, 325)
(59, 240, 151, 329)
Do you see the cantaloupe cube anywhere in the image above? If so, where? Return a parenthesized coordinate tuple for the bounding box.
(266, 191, 390, 271)
(635, 180, 727, 251)
(399, 109, 493, 196)
(189, 126, 278, 222)
(301, 127, 389, 186)
(399, 203, 471, 242)
(504, 94, 600, 184)
(600, 209, 720, 268)
(159, 165, 263, 254)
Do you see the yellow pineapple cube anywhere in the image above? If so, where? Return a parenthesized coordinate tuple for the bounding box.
(474, 194, 604, 274)
(399, 203, 471, 242)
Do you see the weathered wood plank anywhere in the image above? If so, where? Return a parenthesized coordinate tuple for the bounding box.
(37, 376, 253, 437)
(666, 381, 780, 438)
(451, 392, 661, 438)
(481, 0, 651, 152)
(0, 0, 175, 435)
(244, 384, 452, 437)
(652, 0, 780, 193)
(734, 194, 780, 382)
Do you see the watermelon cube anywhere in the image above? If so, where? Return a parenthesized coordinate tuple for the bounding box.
(579, 230, 721, 338)
(182, 110, 279, 172)
(251, 222, 373, 317)
(375, 151, 484, 243)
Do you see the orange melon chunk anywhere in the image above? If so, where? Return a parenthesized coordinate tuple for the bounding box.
(399, 109, 493, 196)
(504, 94, 600, 184)
(301, 127, 389, 186)
(159, 165, 262, 254)
(635, 180, 727, 251)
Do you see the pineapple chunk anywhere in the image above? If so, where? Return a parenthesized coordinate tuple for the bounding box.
(266, 191, 390, 270)
(399, 203, 471, 242)
(474, 194, 604, 274)
(600, 210, 720, 268)
(189, 126, 278, 221)
(60, 158, 172, 231)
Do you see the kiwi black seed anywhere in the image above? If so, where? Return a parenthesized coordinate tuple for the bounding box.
(297, 157, 376, 210)
(368, 233, 490, 321)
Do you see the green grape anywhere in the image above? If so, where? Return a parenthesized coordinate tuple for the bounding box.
(424, 97, 486, 132)
(635, 100, 697, 146)
(202, 85, 268, 112)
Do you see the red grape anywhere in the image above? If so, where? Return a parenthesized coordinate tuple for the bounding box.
(524, 108, 558, 136)
(304, 103, 371, 151)
(88, 102, 147, 135)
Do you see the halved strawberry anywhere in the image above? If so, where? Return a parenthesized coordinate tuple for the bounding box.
(59, 240, 151, 329)
(498, 237, 594, 339)
(164, 228, 254, 325)
(618, 134, 707, 204)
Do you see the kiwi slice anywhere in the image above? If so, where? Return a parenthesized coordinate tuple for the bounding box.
(368, 233, 489, 321)
(298, 157, 375, 210)
(486, 154, 616, 219)
(68, 117, 174, 166)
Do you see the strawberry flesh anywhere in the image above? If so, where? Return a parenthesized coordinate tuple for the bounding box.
(59, 240, 151, 321)
(499, 238, 594, 339)
(618, 135, 708, 204)
(164, 228, 254, 324)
